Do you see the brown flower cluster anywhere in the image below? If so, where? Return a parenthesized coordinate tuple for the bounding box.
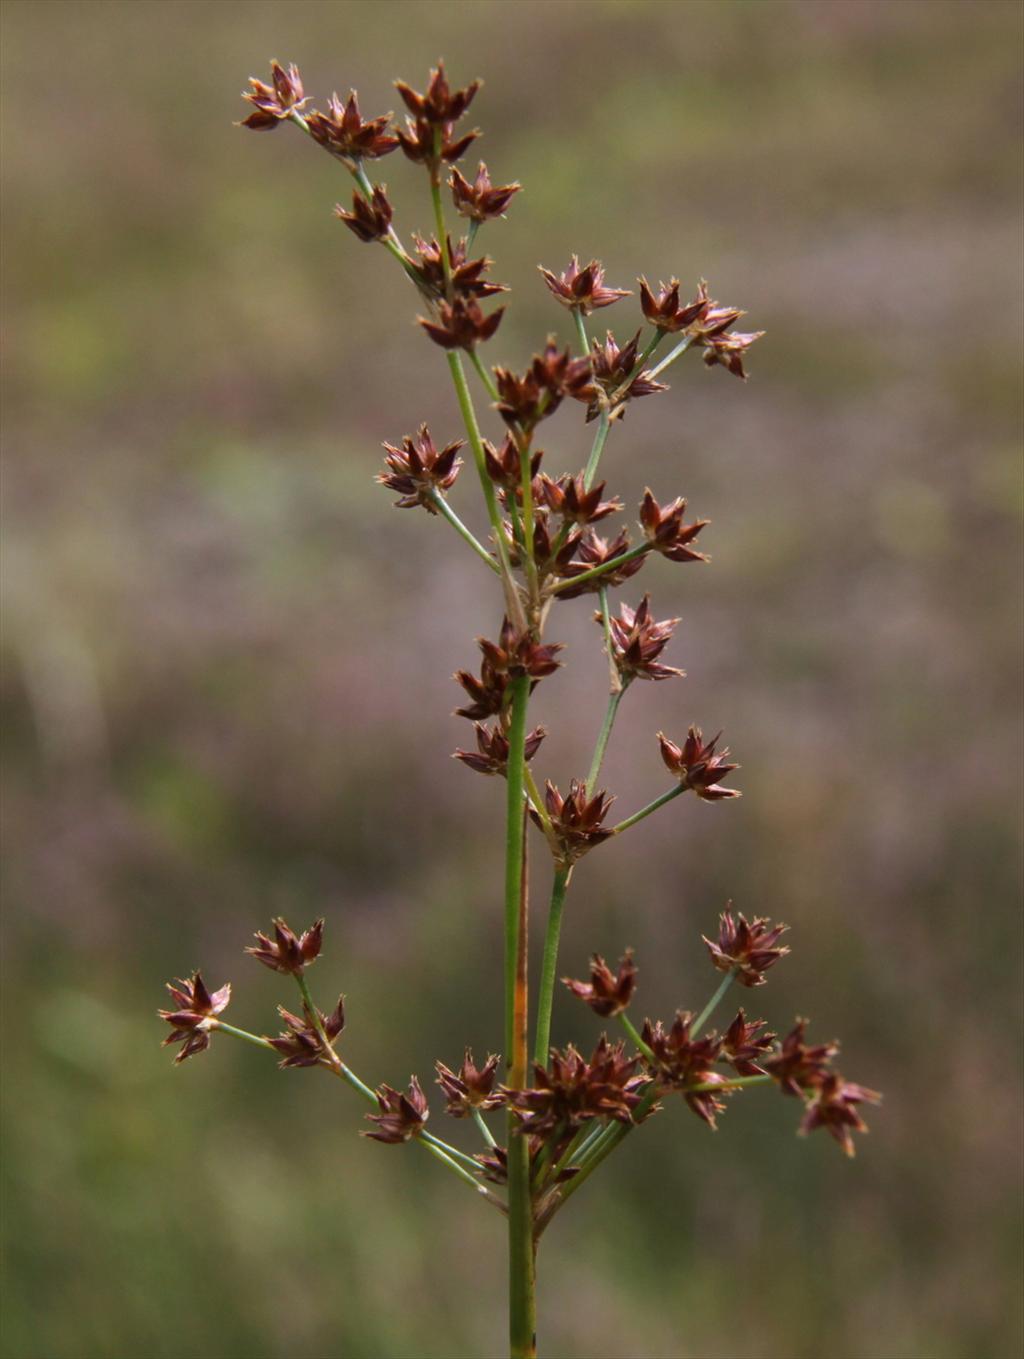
(658, 727, 740, 800)
(376, 425, 463, 512)
(364, 1077, 430, 1143)
(703, 906, 790, 986)
(246, 917, 324, 976)
(563, 952, 637, 1018)
(159, 972, 231, 1064)
(531, 779, 615, 866)
(539, 257, 631, 315)
(268, 997, 346, 1068)
(507, 1038, 647, 1137)
(603, 595, 683, 683)
(435, 1050, 505, 1117)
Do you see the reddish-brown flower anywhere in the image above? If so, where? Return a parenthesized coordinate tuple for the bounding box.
(503, 514, 582, 577)
(638, 277, 710, 333)
(507, 1038, 646, 1136)
(579, 330, 667, 420)
(335, 185, 393, 243)
(720, 1009, 776, 1076)
(764, 1018, 839, 1097)
(363, 1076, 430, 1143)
(477, 617, 564, 681)
(412, 235, 508, 300)
(536, 473, 621, 526)
(306, 91, 399, 161)
(240, 61, 308, 130)
(703, 906, 789, 986)
(453, 659, 508, 721)
(435, 1050, 505, 1116)
(640, 1011, 728, 1128)
(159, 972, 231, 1064)
(454, 722, 545, 776)
(539, 257, 631, 314)
(493, 341, 591, 429)
(639, 489, 710, 563)
(533, 779, 615, 865)
(701, 330, 766, 381)
(245, 917, 324, 976)
(555, 528, 647, 598)
(419, 296, 504, 350)
(658, 727, 740, 800)
(377, 425, 463, 511)
(604, 595, 683, 682)
(798, 1072, 881, 1157)
(450, 163, 520, 221)
(563, 951, 637, 1018)
(267, 997, 345, 1068)
(395, 62, 480, 126)
(483, 435, 543, 508)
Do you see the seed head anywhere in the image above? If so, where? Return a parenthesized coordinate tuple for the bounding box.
(306, 91, 399, 162)
(539, 256, 631, 314)
(640, 1011, 729, 1128)
(419, 296, 504, 350)
(720, 1009, 776, 1076)
(533, 779, 615, 866)
(764, 1018, 839, 1097)
(602, 595, 684, 682)
(563, 951, 638, 1018)
(639, 489, 710, 563)
(450, 163, 520, 221)
(435, 1050, 505, 1116)
(658, 726, 740, 800)
(246, 917, 325, 976)
(555, 528, 647, 599)
(267, 996, 345, 1068)
(454, 722, 546, 776)
(377, 425, 463, 511)
(240, 61, 308, 130)
(158, 971, 231, 1064)
(537, 473, 621, 526)
(363, 1076, 430, 1143)
(702, 906, 789, 986)
(506, 1037, 646, 1136)
(412, 235, 508, 300)
(638, 277, 710, 332)
(798, 1072, 881, 1157)
(335, 185, 393, 243)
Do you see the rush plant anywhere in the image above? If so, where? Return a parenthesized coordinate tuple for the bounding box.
(159, 59, 880, 1359)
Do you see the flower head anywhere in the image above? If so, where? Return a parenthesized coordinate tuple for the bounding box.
(539, 256, 631, 314)
(435, 1050, 505, 1116)
(412, 235, 508, 300)
(419, 296, 504, 350)
(533, 779, 615, 866)
(454, 722, 546, 776)
(563, 951, 638, 1018)
(477, 617, 564, 681)
(555, 528, 647, 599)
(638, 277, 710, 333)
(240, 61, 307, 130)
(799, 1072, 881, 1157)
(764, 1018, 839, 1097)
(267, 997, 345, 1068)
(658, 727, 740, 800)
(603, 595, 684, 682)
(639, 489, 710, 563)
(536, 473, 621, 526)
(377, 425, 463, 511)
(306, 91, 399, 161)
(720, 1009, 776, 1076)
(246, 917, 324, 976)
(703, 906, 789, 987)
(579, 330, 667, 420)
(335, 185, 394, 243)
(640, 1011, 728, 1127)
(450, 163, 520, 221)
(363, 1076, 430, 1143)
(159, 972, 231, 1064)
(394, 63, 480, 165)
(507, 1038, 646, 1137)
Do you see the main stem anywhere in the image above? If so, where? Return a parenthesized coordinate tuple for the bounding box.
(504, 675, 536, 1358)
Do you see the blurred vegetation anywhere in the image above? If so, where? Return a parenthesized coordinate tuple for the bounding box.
(2, 1, 1022, 1357)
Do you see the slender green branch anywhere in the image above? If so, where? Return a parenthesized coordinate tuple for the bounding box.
(572, 307, 589, 357)
(582, 409, 611, 490)
(691, 969, 736, 1038)
(417, 1134, 507, 1210)
(533, 866, 572, 1064)
(548, 541, 651, 595)
(545, 1122, 593, 1185)
(647, 332, 694, 381)
(472, 1107, 499, 1148)
(469, 346, 501, 403)
(610, 782, 686, 834)
(429, 140, 454, 299)
(617, 1012, 655, 1063)
(467, 219, 481, 251)
(211, 1020, 277, 1052)
(429, 491, 500, 572)
(296, 973, 341, 1064)
(587, 687, 625, 795)
(420, 1128, 487, 1174)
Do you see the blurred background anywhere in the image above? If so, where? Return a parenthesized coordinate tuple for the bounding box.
(2, 2, 1022, 1356)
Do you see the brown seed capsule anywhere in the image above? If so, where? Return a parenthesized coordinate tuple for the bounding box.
(536, 473, 621, 527)
(506, 1037, 646, 1136)
(267, 996, 346, 1068)
(395, 62, 480, 126)
(532, 779, 615, 865)
(563, 951, 638, 1018)
(246, 917, 325, 976)
(454, 659, 509, 721)
(539, 257, 631, 314)
(555, 528, 647, 599)
(454, 722, 546, 776)
(335, 185, 394, 243)
(376, 425, 463, 511)
(638, 489, 710, 563)
(240, 61, 308, 130)
(412, 235, 509, 300)
(764, 1019, 839, 1097)
(419, 296, 504, 350)
(701, 330, 766, 381)
(640, 1011, 728, 1128)
(798, 1072, 881, 1157)
(720, 1009, 776, 1076)
(435, 1050, 505, 1116)
(158, 972, 231, 1064)
(477, 617, 564, 681)
(306, 91, 399, 161)
(450, 163, 521, 221)
(702, 906, 789, 986)
(638, 277, 710, 333)
(658, 727, 740, 801)
(577, 330, 667, 420)
(363, 1076, 430, 1143)
(602, 595, 684, 682)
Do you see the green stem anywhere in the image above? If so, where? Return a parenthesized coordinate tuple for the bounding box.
(587, 687, 624, 795)
(503, 675, 536, 1359)
(647, 332, 694, 382)
(472, 1107, 498, 1149)
(691, 969, 736, 1038)
(617, 1012, 655, 1063)
(467, 219, 481, 251)
(420, 1128, 487, 1175)
(517, 431, 540, 605)
(469, 346, 500, 403)
(429, 142, 454, 299)
(544, 1082, 660, 1220)
(610, 782, 686, 834)
(429, 491, 500, 572)
(417, 1134, 506, 1209)
(572, 307, 589, 356)
(211, 1020, 276, 1052)
(548, 541, 650, 595)
(546, 1122, 593, 1184)
(296, 973, 340, 1062)
(533, 866, 572, 1064)
(582, 410, 611, 490)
